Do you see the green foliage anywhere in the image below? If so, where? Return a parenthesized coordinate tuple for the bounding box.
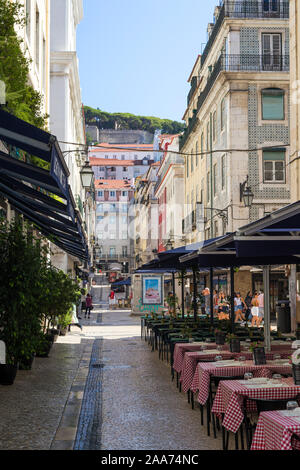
(84, 106, 185, 135)
(0, 0, 47, 128)
(0, 218, 49, 364)
(0, 218, 81, 364)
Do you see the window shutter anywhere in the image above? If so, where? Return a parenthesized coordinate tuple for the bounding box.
(262, 89, 284, 120)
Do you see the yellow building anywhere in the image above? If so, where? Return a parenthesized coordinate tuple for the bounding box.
(181, 1, 290, 246)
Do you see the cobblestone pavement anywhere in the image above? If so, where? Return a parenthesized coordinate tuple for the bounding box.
(0, 303, 224, 450)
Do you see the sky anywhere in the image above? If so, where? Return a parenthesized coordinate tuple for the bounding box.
(77, 0, 216, 123)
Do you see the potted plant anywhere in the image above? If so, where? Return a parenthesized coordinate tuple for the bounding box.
(291, 349, 300, 385)
(35, 332, 53, 358)
(226, 333, 241, 353)
(249, 342, 266, 365)
(0, 219, 49, 373)
(0, 361, 18, 386)
(215, 328, 226, 345)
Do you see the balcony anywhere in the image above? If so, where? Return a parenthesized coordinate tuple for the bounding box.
(180, 53, 289, 150)
(201, 1, 289, 68)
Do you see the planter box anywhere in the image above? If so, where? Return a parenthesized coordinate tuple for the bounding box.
(253, 347, 266, 365)
(19, 355, 34, 370)
(230, 339, 241, 353)
(215, 333, 226, 345)
(293, 364, 300, 385)
(0, 364, 18, 385)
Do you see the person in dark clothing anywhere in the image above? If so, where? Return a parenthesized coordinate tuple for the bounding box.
(244, 291, 253, 323)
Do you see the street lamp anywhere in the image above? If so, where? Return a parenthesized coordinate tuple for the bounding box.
(240, 176, 254, 208)
(80, 157, 94, 189)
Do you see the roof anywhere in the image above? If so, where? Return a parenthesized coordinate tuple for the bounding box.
(95, 179, 132, 190)
(90, 158, 134, 166)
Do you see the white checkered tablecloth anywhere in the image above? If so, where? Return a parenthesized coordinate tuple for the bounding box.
(180, 351, 234, 394)
(211, 377, 300, 434)
(251, 410, 300, 451)
(173, 343, 225, 374)
(195, 361, 293, 408)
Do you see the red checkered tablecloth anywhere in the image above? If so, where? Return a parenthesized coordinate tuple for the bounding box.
(251, 410, 300, 450)
(179, 351, 234, 393)
(211, 377, 300, 434)
(195, 361, 292, 408)
(173, 342, 226, 374)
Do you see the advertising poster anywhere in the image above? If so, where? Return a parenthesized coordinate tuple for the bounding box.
(142, 276, 163, 305)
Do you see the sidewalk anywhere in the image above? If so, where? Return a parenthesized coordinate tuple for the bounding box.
(0, 306, 223, 450)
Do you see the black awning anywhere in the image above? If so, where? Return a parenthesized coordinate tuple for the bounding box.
(0, 110, 88, 260)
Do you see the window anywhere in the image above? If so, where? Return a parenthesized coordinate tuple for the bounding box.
(263, 149, 285, 183)
(35, 7, 40, 68)
(110, 203, 116, 211)
(122, 231, 128, 240)
(123, 167, 128, 172)
(121, 203, 128, 212)
(26, 0, 31, 41)
(110, 191, 116, 197)
(214, 221, 219, 238)
(109, 215, 116, 224)
(213, 164, 217, 196)
(122, 215, 127, 224)
(122, 191, 128, 197)
(221, 155, 226, 189)
(262, 33, 282, 70)
(201, 132, 204, 159)
(212, 111, 217, 141)
(97, 204, 104, 213)
(110, 167, 116, 172)
(96, 216, 104, 223)
(99, 167, 105, 171)
(263, 0, 279, 14)
(186, 155, 189, 178)
(207, 172, 210, 202)
(221, 98, 226, 131)
(109, 246, 116, 256)
(206, 122, 210, 150)
(109, 233, 116, 240)
(121, 155, 126, 160)
(105, 155, 109, 159)
(98, 191, 103, 197)
(262, 88, 284, 120)
(122, 246, 128, 257)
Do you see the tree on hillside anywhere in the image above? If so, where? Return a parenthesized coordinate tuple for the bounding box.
(84, 106, 185, 135)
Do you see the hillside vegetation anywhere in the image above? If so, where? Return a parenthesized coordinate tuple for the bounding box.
(84, 106, 185, 135)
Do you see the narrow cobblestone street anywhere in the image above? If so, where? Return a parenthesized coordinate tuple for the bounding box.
(0, 299, 222, 450)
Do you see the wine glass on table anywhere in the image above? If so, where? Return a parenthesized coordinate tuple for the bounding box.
(244, 372, 253, 381)
(286, 401, 299, 416)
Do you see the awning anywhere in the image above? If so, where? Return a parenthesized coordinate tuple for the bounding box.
(111, 278, 131, 287)
(0, 108, 88, 260)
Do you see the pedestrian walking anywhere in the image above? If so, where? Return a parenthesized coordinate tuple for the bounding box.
(234, 292, 246, 323)
(251, 291, 260, 327)
(218, 291, 229, 320)
(68, 303, 82, 331)
(108, 289, 116, 309)
(213, 289, 219, 316)
(202, 288, 210, 316)
(245, 291, 253, 323)
(85, 293, 93, 318)
(257, 290, 264, 326)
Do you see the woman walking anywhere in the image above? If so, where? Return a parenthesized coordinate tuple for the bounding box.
(251, 292, 260, 327)
(85, 293, 93, 319)
(234, 292, 246, 323)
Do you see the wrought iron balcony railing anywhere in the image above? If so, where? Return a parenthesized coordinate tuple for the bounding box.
(180, 53, 289, 150)
(201, 1, 289, 68)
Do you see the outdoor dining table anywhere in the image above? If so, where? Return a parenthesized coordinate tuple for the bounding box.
(192, 360, 293, 409)
(250, 409, 300, 450)
(211, 376, 299, 435)
(173, 342, 228, 375)
(182, 351, 292, 396)
(180, 350, 234, 394)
